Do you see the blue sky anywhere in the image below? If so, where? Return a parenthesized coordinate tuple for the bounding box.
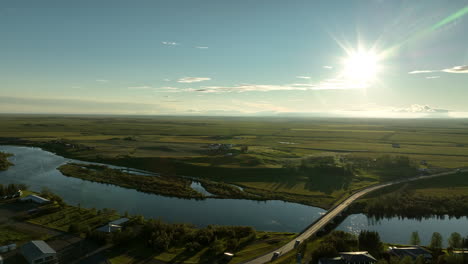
(1, 0, 468, 117)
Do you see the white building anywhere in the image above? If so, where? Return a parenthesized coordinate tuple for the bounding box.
(20, 195, 50, 204)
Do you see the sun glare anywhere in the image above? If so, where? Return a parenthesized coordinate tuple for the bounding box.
(342, 50, 381, 83)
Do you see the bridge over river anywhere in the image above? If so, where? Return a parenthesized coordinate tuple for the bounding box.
(242, 169, 466, 264)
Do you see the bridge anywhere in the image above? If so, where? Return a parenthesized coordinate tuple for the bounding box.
(242, 169, 466, 264)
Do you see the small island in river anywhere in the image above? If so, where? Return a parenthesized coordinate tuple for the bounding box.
(0, 151, 13, 171)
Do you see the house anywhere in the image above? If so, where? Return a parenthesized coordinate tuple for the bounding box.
(96, 224, 122, 233)
(21, 240, 57, 264)
(96, 218, 129, 233)
(339, 252, 377, 264)
(20, 195, 50, 204)
(109, 218, 129, 226)
(388, 246, 432, 261)
(319, 252, 377, 264)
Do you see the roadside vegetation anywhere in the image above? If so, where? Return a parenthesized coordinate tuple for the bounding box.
(0, 151, 13, 170)
(269, 230, 468, 264)
(351, 172, 468, 218)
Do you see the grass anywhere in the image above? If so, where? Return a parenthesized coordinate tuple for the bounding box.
(228, 232, 296, 263)
(106, 231, 296, 264)
(1, 115, 468, 209)
(0, 225, 50, 245)
(28, 204, 120, 232)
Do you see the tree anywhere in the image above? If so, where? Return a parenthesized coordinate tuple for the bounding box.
(400, 256, 414, 264)
(410, 231, 421, 245)
(209, 239, 225, 256)
(429, 232, 443, 250)
(240, 145, 249, 153)
(415, 255, 425, 264)
(358, 231, 383, 256)
(448, 232, 462, 249)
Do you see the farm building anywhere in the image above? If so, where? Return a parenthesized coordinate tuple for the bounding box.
(388, 246, 432, 261)
(96, 218, 129, 233)
(20, 195, 50, 204)
(21, 240, 57, 264)
(319, 252, 377, 264)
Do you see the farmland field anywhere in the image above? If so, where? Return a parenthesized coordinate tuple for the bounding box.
(1, 114, 467, 208)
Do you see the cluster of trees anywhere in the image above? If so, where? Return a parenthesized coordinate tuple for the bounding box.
(84, 216, 257, 259)
(348, 155, 417, 180)
(142, 220, 255, 255)
(59, 163, 205, 199)
(300, 156, 354, 193)
(310, 231, 366, 263)
(0, 183, 26, 197)
(357, 186, 468, 218)
(0, 152, 13, 170)
(410, 231, 468, 250)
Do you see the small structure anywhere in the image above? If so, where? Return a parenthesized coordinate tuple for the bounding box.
(392, 143, 400, 148)
(320, 252, 377, 264)
(388, 246, 432, 261)
(20, 195, 50, 204)
(339, 252, 377, 264)
(0, 255, 3, 264)
(21, 240, 57, 264)
(96, 218, 129, 233)
(109, 218, 129, 226)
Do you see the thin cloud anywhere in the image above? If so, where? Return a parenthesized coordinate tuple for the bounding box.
(442, 65, 468, 73)
(425, 76, 440, 79)
(162, 41, 179, 46)
(96, 79, 109, 83)
(191, 81, 362, 93)
(195, 46, 209, 49)
(395, 104, 449, 113)
(409, 65, 468, 74)
(155, 87, 182, 93)
(178, 77, 211, 83)
(296, 76, 311, 79)
(128, 85, 153, 90)
(323, 66, 333, 69)
(408, 70, 436, 74)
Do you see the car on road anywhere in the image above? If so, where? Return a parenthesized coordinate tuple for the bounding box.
(272, 251, 281, 261)
(294, 240, 301, 248)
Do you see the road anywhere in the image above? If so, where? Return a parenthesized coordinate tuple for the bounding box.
(242, 169, 466, 264)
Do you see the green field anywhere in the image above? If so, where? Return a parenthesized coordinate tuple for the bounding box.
(1, 115, 468, 208)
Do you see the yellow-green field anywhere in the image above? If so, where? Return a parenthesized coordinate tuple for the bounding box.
(1, 115, 467, 209)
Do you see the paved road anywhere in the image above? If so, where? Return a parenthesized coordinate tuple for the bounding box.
(242, 169, 466, 264)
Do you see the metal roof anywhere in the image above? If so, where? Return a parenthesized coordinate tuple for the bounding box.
(21, 241, 56, 262)
(109, 218, 129, 226)
(340, 251, 377, 263)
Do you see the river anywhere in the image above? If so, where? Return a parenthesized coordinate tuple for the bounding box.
(0, 145, 466, 243)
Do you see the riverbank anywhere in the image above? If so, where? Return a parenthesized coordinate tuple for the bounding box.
(0, 151, 13, 170)
(350, 171, 468, 218)
(58, 163, 205, 199)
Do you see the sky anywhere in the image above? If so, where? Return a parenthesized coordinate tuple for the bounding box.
(1, 0, 468, 117)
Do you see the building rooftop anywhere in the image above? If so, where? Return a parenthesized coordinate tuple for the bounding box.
(109, 218, 129, 226)
(21, 241, 56, 262)
(340, 251, 377, 263)
(20, 195, 50, 204)
(389, 246, 432, 259)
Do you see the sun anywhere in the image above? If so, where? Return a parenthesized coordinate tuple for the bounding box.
(342, 50, 381, 83)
